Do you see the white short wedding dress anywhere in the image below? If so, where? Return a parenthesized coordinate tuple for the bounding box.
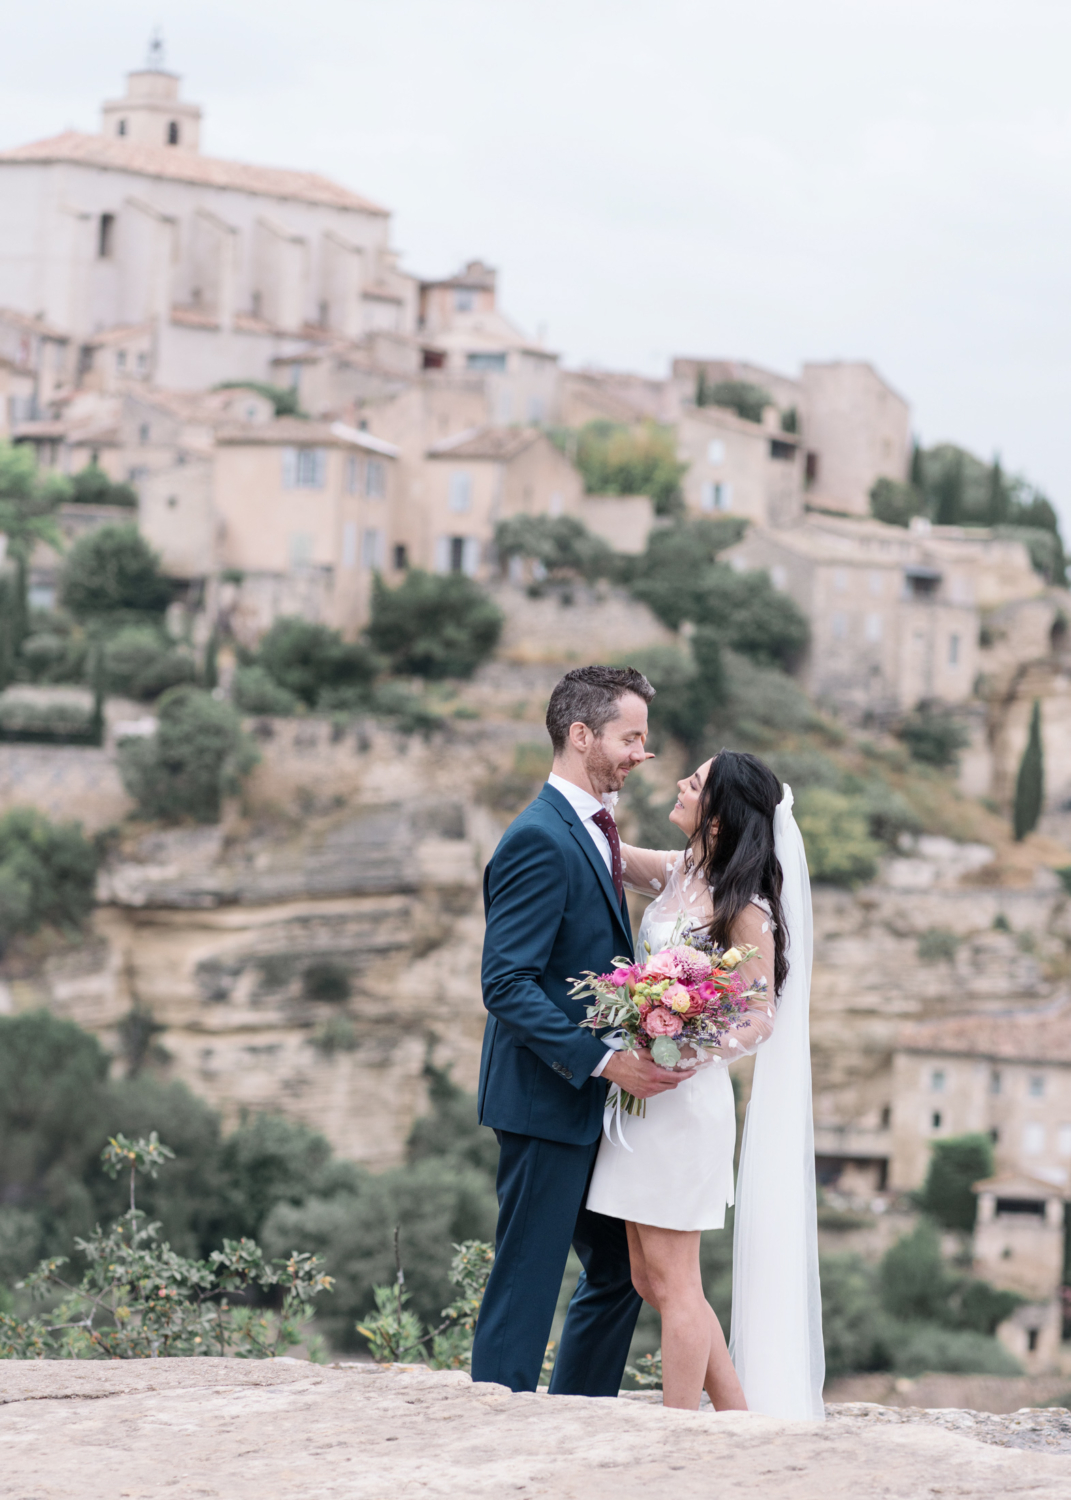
(586, 844, 776, 1232)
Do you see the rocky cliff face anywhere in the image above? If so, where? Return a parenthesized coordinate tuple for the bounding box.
(2, 716, 538, 1168)
(2, 712, 1069, 1173)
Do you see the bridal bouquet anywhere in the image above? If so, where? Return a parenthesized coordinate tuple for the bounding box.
(570, 927, 766, 1116)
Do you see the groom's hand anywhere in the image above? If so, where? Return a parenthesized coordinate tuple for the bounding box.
(602, 1050, 687, 1099)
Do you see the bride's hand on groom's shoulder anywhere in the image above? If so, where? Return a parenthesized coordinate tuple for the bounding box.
(602, 1049, 687, 1099)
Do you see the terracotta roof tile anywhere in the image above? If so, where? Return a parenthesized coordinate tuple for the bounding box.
(427, 426, 542, 461)
(0, 132, 388, 215)
(897, 1002, 1071, 1065)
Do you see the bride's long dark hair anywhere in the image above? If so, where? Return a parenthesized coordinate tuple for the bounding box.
(691, 750, 788, 996)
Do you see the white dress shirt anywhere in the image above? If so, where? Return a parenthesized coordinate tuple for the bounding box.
(546, 773, 619, 1079)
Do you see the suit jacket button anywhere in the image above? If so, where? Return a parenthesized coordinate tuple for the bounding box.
(562, 1068, 572, 1081)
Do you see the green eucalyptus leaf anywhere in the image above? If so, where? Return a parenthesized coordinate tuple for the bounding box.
(650, 1037, 681, 1068)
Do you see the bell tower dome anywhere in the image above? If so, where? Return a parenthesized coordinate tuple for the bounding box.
(100, 32, 202, 151)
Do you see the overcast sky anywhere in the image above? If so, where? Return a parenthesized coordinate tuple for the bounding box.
(3, 1, 1069, 527)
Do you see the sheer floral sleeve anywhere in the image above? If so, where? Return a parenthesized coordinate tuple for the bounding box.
(618, 842, 682, 897)
(707, 899, 777, 1063)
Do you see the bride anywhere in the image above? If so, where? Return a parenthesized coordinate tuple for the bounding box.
(586, 749, 824, 1417)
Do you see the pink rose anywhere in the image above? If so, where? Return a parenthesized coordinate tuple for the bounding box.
(643, 1006, 684, 1038)
(662, 982, 693, 1015)
(645, 949, 683, 980)
(610, 967, 637, 988)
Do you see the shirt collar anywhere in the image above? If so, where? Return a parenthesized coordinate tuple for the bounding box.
(547, 772, 618, 821)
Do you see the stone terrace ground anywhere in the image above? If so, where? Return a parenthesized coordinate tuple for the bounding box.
(1, 1360, 1069, 1499)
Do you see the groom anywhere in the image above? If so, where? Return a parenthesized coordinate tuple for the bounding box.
(471, 665, 687, 1394)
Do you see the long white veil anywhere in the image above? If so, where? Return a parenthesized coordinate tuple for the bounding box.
(728, 784, 825, 1419)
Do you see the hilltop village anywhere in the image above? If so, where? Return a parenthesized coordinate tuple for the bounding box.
(1, 54, 1071, 1382)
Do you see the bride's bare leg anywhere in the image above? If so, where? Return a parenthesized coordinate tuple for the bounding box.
(626, 1223, 746, 1412)
(630, 1223, 712, 1410)
(703, 1304, 747, 1410)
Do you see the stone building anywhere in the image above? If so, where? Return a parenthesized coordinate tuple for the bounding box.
(671, 356, 911, 515)
(415, 261, 560, 427)
(724, 514, 1040, 716)
(0, 63, 415, 394)
(414, 427, 584, 580)
(972, 1173, 1067, 1371)
(890, 1003, 1071, 1193)
(675, 402, 804, 529)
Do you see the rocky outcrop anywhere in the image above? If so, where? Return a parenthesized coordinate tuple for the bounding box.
(3, 712, 1069, 1171)
(0, 1360, 1068, 1499)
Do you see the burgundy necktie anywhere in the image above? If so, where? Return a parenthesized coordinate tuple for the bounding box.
(591, 808, 624, 902)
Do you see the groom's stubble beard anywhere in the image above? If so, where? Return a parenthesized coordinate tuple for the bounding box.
(587, 733, 633, 795)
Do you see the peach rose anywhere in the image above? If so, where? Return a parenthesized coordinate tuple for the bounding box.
(663, 982, 693, 1015)
(644, 1006, 684, 1038)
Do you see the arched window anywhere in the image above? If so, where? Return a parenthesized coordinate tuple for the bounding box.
(167, 121, 180, 146)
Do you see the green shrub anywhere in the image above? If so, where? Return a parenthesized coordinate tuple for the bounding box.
(118, 686, 258, 823)
(870, 477, 925, 528)
(917, 928, 960, 963)
(102, 625, 195, 700)
(302, 960, 351, 1003)
(367, 571, 503, 679)
(898, 703, 971, 768)
(700, 379, 771, 423)
(719, 652, 817, 745)
(794, 788, 881, 887)
(626, 644, 712, 753)
(860, 781, 923, 847)
(17, 620, 87, 685)
(0, 694, 97, 742)
(255, 618, 379, 708)
(214, 380, 303, 417)
(0, 808, 98, 950)
(819, 1254, 893, 1379)
(695, 567, 809, 671)
(366, 681, 446, 736)
(627, 521, 808, 671)
(494, 514, 614, 582)
(558, 421, 688, 516)
(233, 665, 300, 716)
(0, 1132, 333, 1360)
(261, 1159, 497, 1351)
(407, 1064, 501, 1180)
(627, 518, 748, 630)
(879, 1221, 951, 1323)
(60, 524, 171, 620)
(916, 1134, 994, 1232)
(888, 1323, 1021, 1376)
(68, 464, 138, 508)
(765, 749, 843, 791)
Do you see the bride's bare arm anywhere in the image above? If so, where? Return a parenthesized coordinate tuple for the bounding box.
(618, 842, 681, 896)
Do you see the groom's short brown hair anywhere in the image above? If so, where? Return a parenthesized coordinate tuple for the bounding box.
(545, 665, 655, 753)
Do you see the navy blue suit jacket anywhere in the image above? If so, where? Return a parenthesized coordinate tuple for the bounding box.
(477, 783, 635, 1145)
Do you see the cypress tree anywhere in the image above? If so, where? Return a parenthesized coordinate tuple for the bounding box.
(987, 454, 1008, 526)
(934, 452, 964, 526)
(909, 440, 924, 493)
(89, 642, 105, 748)
(1013, 699, 1044, 841)
(203, 630, 219, 692)
(695, 367, 709, 407)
